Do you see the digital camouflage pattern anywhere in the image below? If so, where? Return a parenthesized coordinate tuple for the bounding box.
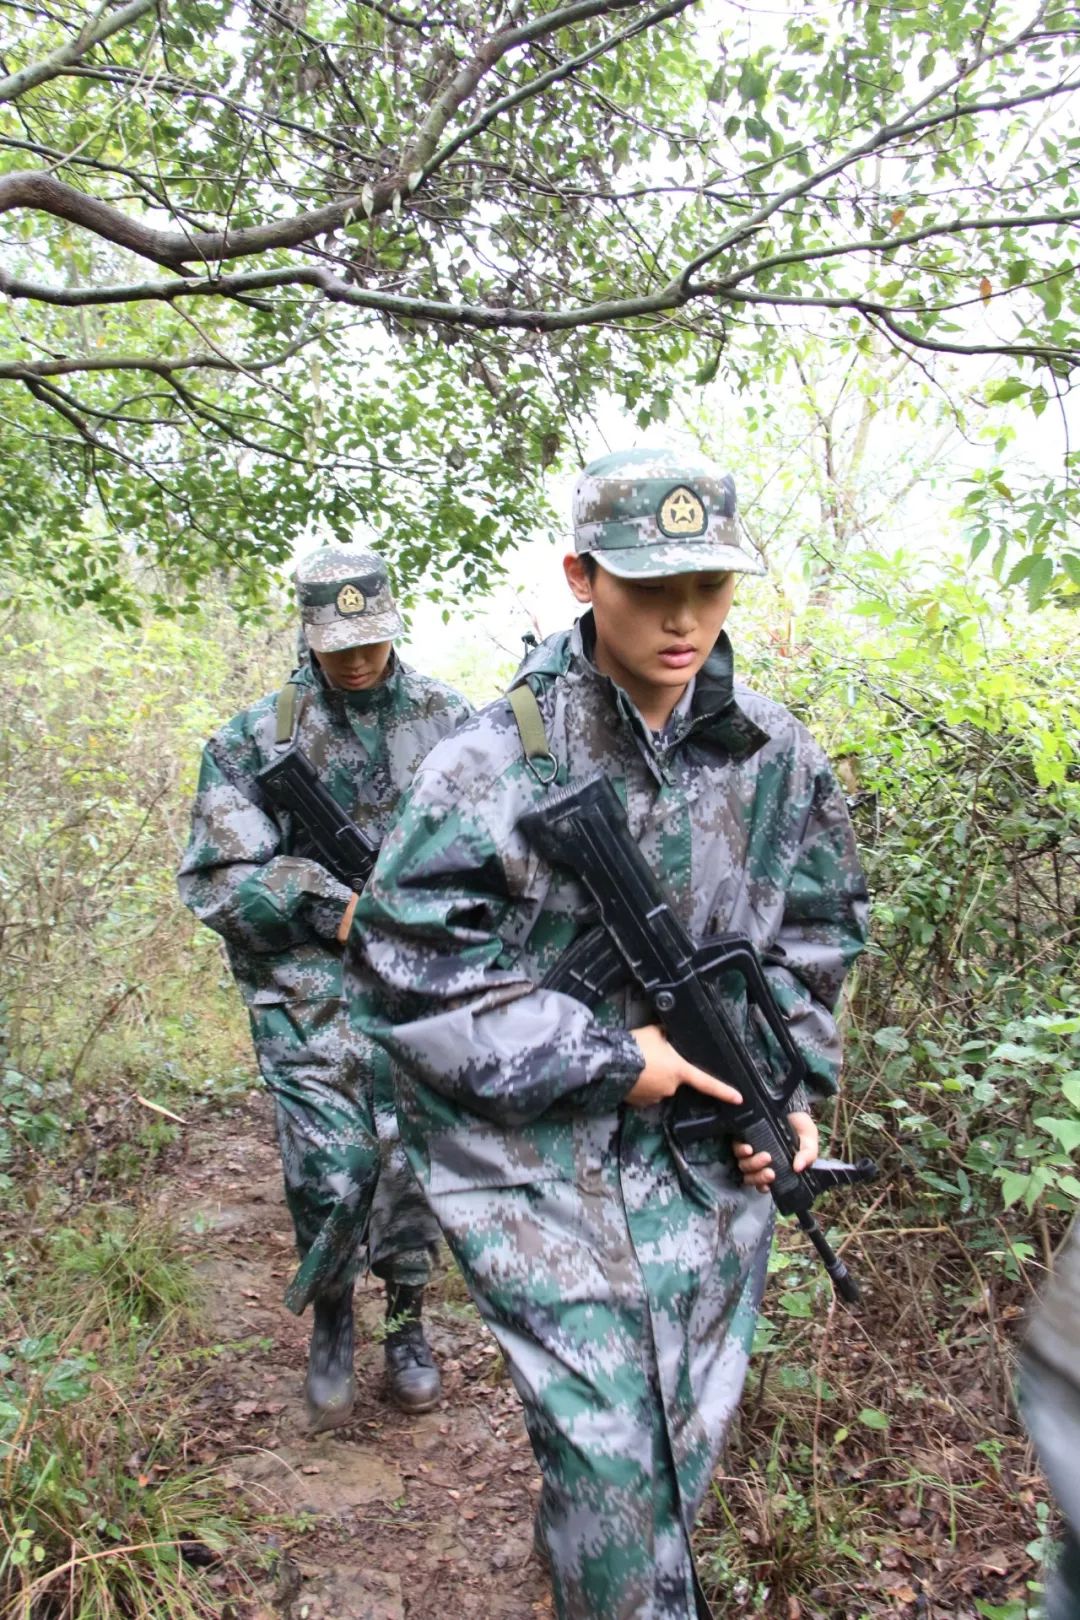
(358, 614, 869, 1620)
(1018, 1219, 1080, 1618)
(295, 546, 405, 653)
(572, 446, 765, 579)
(178, 653, 470, 1308)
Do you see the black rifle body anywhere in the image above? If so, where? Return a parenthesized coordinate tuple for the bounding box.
(519, 771, 875, 1301)
(257, 745, 379, 894)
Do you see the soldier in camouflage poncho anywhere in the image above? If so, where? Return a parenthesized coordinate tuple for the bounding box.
(178, 549, 470, 1430)
(357, 449, 869, 1619)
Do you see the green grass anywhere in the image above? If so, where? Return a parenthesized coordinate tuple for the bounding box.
(0, 1205, 258, 1620)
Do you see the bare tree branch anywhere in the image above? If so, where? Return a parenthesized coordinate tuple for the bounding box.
(0, 0, 158, 104)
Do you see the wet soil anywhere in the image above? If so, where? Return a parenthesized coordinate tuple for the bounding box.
(161, 1097, 552, 1620)
(158, 1097, 1054, 1620)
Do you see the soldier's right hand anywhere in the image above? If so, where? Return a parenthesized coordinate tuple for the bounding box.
(626, 1024, 743, 1110)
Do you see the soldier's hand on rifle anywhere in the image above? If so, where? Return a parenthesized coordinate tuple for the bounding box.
(627, 1024, 743, 1110)
(734, 1112, 819, 1193)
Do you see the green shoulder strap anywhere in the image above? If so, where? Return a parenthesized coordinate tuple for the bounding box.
(275, 681, 300, 746)
(507, 682, 559, 784)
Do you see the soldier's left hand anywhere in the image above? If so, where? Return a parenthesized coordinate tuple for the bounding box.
(734, 1111, 819, 1193)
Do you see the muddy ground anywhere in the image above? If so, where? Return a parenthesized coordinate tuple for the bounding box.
(163, 1097, 552, 1620)
(159, 1096, 1053, 1620)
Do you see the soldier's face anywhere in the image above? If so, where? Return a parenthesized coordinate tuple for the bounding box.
(313, 639, 393, 691)
(564, 554, 736, 702)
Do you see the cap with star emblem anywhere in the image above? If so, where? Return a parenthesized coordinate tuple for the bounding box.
(293, 547, 405, 653)
(571, 446, 765, 578)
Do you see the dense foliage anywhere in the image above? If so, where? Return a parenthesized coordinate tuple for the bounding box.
(1, 0, 1078, 616)
(744, 561, 1080, 1245)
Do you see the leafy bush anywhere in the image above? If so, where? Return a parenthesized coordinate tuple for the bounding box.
(739, 554, 1080, 1247)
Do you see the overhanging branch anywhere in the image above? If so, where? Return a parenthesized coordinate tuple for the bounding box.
(714, 209, 1080, 289)
(0, 0, 669, 272)
(0, 0, 159, 103)
(0, 337, 322, 381)
(711, 289, 1078, 366)
(404, 0, 655, 174)
(674, 7, 1080, 293)
(3, 225, 1078, 370)
(415, 0, 698, 187)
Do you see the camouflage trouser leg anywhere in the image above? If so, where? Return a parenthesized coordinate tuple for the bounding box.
(421, 1110, 772, 1620)
(250, 997, 438, 1307)
(368, 1141, 438, 1291)
(1018, 1352, 1080, 1620)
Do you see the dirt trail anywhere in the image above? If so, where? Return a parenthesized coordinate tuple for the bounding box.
(162, 1099, 552, 1620)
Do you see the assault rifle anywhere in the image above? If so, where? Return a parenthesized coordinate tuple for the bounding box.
(257, 746, 379, 893)
(519, 771, 876, 1303)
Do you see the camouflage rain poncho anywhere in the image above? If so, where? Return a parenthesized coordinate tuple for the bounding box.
(357, 614, 869, 1620)
(178, 653, 470, 1306)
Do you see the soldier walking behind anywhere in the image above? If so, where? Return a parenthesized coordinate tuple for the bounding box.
(356, 448, 869, 1618)
(179, 549, 470, 1431)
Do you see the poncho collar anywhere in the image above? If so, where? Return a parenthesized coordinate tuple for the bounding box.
(303, 648, 402, 717)
(514, 614, 769, 766)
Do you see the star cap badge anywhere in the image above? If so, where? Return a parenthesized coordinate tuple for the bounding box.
(336, 583, 366, 615)
(657, 485, 707, 537)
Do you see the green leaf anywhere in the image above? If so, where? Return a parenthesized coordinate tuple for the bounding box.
(1034, 1117, 1080, 1153)
(998, 1170, 1032, 1210)
(986, 377, 1027, 405)
(694, 348, 723, 386)
(990, 1042, 1044, 1064)
(1026, 556, 1054, 609)
(706, 66, 727, 103)
(857, 1407, 889, 1430)
(778, 1290, 814, 1319)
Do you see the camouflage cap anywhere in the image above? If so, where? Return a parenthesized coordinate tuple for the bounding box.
(572, 446, 765, 578)
(293, 547, 404, 653)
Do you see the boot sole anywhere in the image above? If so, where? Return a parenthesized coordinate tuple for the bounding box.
(305, 1400, 357, 1434)
(387, 1386, 442, 1415)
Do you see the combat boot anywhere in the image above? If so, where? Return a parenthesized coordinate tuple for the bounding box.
(383, 1282, 441, 1413)
(304, 1286, 356, 1433)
